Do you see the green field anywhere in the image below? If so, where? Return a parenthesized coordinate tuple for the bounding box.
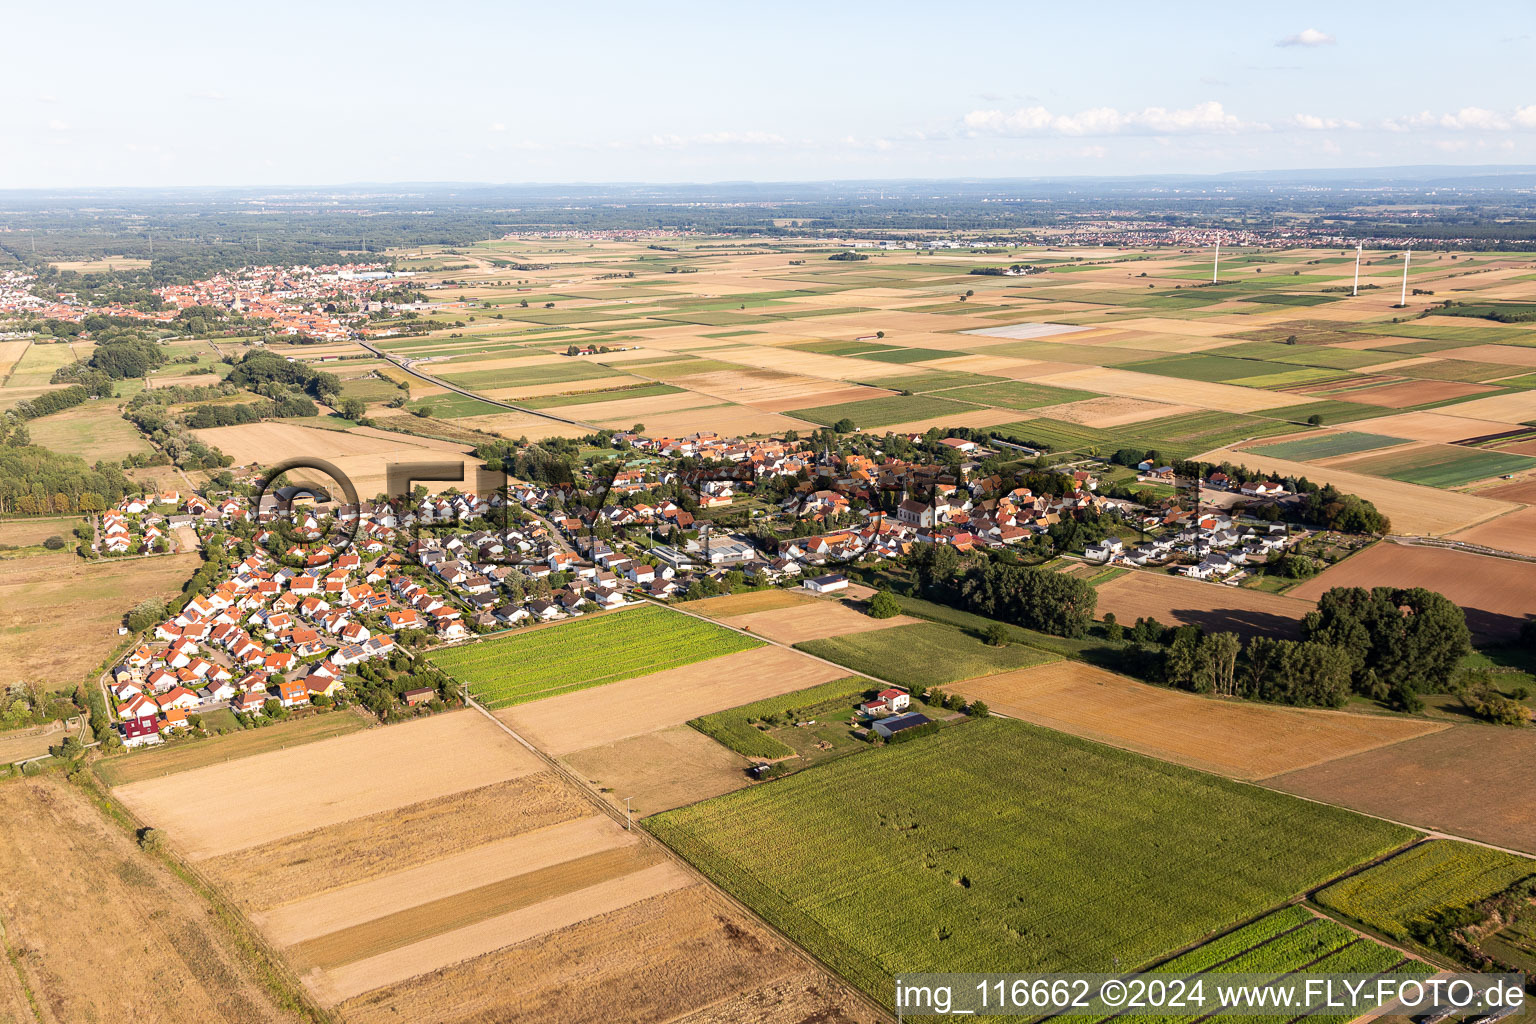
(688, 676, 873, 759)
(26, 404, 154, 460)
(794, 621, 1056, 688)
(438, 359, 622, 390)
(406, 392, 512, 418)
(943, 379, 1100, 411)
(648, 717, 1414, 1005)
(859, 371, 1003, 393)
(1315, 840, 1536, 942)
(521, 382, 684, 409)
(790, 394, 979, 429)
(1257, 400, 1391, 425)
(1248, 431, 1411, 461)
(431, 604, 762, 708)
(850, 346, 955, 364)
(1347, 444, 1536, 488)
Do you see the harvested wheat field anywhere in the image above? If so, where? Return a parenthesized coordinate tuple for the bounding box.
(1200, 443, 1516, 535)
(1434, 390, 1536, 423)
(263, 814, 642, 948)
(875, 407, 1023, 435)
(1031, 396, 1195, 427)
(1343, 410, 1522, 444)
(0, 777, 311, 1024)
(500, 644, 848, 755)
(200, 772, 590, 911)
(1267, 725, 1536, 854)
(948, 661, 1447, 780)
(1289, 542, 1536, 639)
(724, 599, 918, 644)
(1095, 570, 1314, 638)
(690, 588, 815, 618)
(565, 725, 753, 816)
(114, 710, 543, 858)
(594, 403, 813, 437)
(336, 885, 880, 1024)
(1032, 367, 1288, 413)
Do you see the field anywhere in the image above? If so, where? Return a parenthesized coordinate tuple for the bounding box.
(0, 777, 311, 1023)
(563, 725, 753, 816)
(947, 660, 1447, 780)
(1267, 724, 1536, 853)
(25, 402, 154, 460)
(1288, 542, 1536, 639)
(688, 676, 875, 759)
(688, 588, 814, 618)
(1093, 569, 1314, 638)
(1248, 430, 1410, 461)
(1315, 840, 1536, 941)
(720, 597, 918, 643)
(431, 604, 763, 708)
(113, 710, 544, 858)
(498, 643, 847, 755)
(1338, 443, 1536, 488)
(94, 711, 371, 787)
(1199, 443, 1516, 535)
(648, 717, 1413, 1004)
(0, 551, 200, 686)
(795, 620, 1058, 687)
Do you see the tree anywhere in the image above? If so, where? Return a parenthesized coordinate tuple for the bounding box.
(983, 623, 1010, 647)
(832, 418, 856, 433)
(1196, 632, 1241, 696)
(966, 700, 990, 717)
(339, 397, 368, 420)
(867, 591, 901, 619)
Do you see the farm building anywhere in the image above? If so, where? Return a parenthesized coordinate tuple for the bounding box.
(873, 711, 932, 739)
(860, 688, 911, 717)
(403, 687, 436, 706)
(805, 573, 849, 594)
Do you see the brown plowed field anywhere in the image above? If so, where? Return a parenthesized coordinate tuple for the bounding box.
(565, 725, 752, 817)
(1094, 570, 1314, 638)
(0, 778, 310, 1024)
(114, 710, 544, 858)
(202, 772, 589, 911)
(498, 644, 847, 755)
(1266, 724, 1536, 854)
(724, 601, 918, 643)
(948, 661, 1445, 780)
(1289, 542, 1536, 639)
(312, 862, 695, 1004)
(1449, 506, 1536, 557)
(1339, 379, 1496, 408)
(336, 886, 880, 1024)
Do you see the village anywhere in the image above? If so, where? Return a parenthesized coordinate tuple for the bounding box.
(96, 424, 1311, 750)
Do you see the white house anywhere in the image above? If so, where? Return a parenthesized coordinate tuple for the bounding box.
(805, 573, 848, 594)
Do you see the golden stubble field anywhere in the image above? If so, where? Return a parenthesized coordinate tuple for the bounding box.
(105, 706, 873, 1021)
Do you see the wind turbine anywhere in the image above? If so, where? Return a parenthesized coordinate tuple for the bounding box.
(1399, 248, 1412, 307)
(1352, 243, 1362, 297)
(1212, 240, 1221, 284)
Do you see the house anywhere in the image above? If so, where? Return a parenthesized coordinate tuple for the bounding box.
(872, 711, 933, 740)
(1085, 536, 1125, 562)
(159, 707, 189, 733)
(403, 687, 436, 706)
(201, 679, 238, 703)
(157, 686, 199, 711)
(232, 690, 268, 714)
(859, 688, 910, 716)
(121, 715, 164, 748)
(276, 679, 309, 707)
(805, 572, 848, 594)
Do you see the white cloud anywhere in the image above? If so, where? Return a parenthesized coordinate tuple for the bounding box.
(47, 119, 69, 132)
(962, 101, 1262, 137)
(1288, 114, 1360, 130)
(489, 122, 507, 133)
(1277, 28, 1335, 47)
(645, 131, 786, 148)
(1516, 106, 1536, 129)
(1383, 107, 1528, 132)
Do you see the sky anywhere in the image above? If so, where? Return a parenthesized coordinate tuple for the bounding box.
(4, 0, 1536, 189)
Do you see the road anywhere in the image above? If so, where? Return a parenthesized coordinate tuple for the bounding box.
(357, 340, 600, 432)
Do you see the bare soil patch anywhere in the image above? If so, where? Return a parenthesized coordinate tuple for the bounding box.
(565, 725, 752, 816)
(1344, 410, 1523, 443)
(1341, 379, 1496, 408)
(1031, 396, 1195, 427)
(1289, 542, 1536, 639)
(335, 886, 875, 1024)
(201, 772, 590, 911)
(114, 710, 543, 859)
(499, 644, 847, 755)
(949, 661, 1446, 781)
(1032, 367, 1288, 413)
(1477, 478, 1536, 502)
(1448, 506, 1536, 556)
(0, 778, 310, 1024)
(1266, 724, 1536, 854)
(1094, 570, 1314, 638)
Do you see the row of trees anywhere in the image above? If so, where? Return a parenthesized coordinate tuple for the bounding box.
(0, 418, 134, 514)
(909, 544, 1098, 637)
